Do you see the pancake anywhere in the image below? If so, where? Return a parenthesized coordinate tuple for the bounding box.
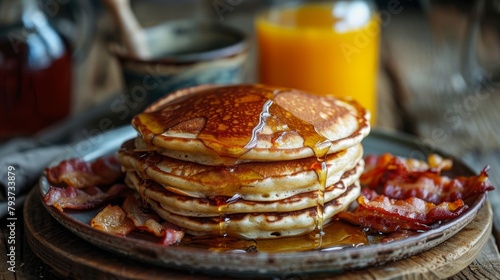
(124, 161, 363, 217)
(118, 84, 370, 240)
(131, 84, 370, 166)
(148, 183, 361, 239)
(118, 141, 363, 200)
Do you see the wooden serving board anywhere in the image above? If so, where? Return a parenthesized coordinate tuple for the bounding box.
(24, 188, 493, 280)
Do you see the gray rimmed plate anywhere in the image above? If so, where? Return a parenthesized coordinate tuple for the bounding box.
(38, 125, 487, 277)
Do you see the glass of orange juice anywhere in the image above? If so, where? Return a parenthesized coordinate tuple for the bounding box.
(256, 0, 380, 124)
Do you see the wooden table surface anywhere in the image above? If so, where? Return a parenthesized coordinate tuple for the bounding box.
(1, 2, 500, 279)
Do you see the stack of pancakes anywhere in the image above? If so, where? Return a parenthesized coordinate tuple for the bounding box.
(118, 84, 370, 239)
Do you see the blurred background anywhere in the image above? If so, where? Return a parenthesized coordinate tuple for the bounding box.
(0, 0, 500, 176)
(0, 0, 420, 132)
(2, 0, 497, 131)
(1, 0, 499, 182)
(1, 1, 500, 278)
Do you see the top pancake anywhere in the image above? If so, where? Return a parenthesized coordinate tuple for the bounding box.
(132, 84, 370, 166)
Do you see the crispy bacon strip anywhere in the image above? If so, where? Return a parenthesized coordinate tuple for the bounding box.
(338, 209, 433, 233)
(43, 184, 126, 212)
(45, 155, 123, 189)
(123, 195, 162, 235)
(358, 194, 467, 224)
(122, 195, 184, 245)
(90, 197, 184, 244)
(160, 221, 185, 246)
(363, 153, 452, 176)
(361, 153, 494, 204)
(337, 194, 466, 233)
(91, 155, 123, 183)
(90, 205, 135, 236)
(339, 154, 494, 235)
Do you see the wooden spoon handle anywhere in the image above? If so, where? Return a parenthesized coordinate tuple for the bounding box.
(102, 0, 151, 59)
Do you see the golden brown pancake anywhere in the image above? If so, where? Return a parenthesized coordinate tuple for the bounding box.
(118, 140, 363, 200)
(147, 183, 360, 239)
(124, 161, 363, 217)
(118, 84, 370, 239)
(131, 84, 370, 166)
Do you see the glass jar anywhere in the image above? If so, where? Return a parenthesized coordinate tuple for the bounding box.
(256, 0, 380, 125)
(0, 0, 72, 139)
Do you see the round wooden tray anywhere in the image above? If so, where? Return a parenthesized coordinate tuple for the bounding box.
(24, 188, 492, 279)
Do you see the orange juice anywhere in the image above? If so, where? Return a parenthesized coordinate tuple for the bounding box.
(256, 2, 380, 124)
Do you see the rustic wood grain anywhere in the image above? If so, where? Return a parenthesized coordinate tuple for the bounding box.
(1, 4, 499, 280)
(16, 186, 494, 280)
(326, 199, 495, 280)
(448, 235, 500, 280)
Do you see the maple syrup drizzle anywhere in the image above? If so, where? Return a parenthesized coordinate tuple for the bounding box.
(237, 89, 332, 243)
(271, 94, 331, 242)
(214, 193, 242, 237)
(136, 178, 151, 208)
(215, 196, 229, 237)
(135, 85, 276, 158)
(313, 159, 328, 247)
(245, 99, 273, 149)
(133, 85, 343, 244)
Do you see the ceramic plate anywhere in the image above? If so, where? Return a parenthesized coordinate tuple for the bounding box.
(38, 126, 487, 277)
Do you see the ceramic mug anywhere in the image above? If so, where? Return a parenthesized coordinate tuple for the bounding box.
(109, 19, 248, 115)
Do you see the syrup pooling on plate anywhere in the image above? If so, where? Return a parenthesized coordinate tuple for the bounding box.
(132, 85, 343, 239)
(179, 220, 369, 253)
